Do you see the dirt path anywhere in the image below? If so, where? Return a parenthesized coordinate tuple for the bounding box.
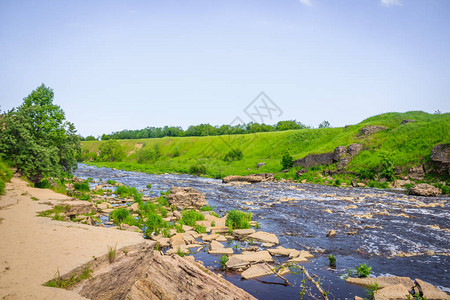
(0, 175, 144, 299)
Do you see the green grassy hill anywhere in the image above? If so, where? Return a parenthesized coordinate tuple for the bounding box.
(81, 111, 449, 184)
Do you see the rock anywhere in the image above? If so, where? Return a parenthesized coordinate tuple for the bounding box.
(119, 223, 141, 232)
(374, 283, 411, 300)
(65, 203, 94, 218)
(156, 237, 170, 248)
(248, 231, 279, 245)
(202, 234, 219, 241)
(293, 152, 334, 168)
(216, 235, 227, 242)
(222, 173, 274, 184)
(77, 243, 256, 300)
(256, 163, 266, 169)
(359, 125, 386, 136)
(241, 246, 259, 252)
(333, 146, 347, 162)
(346, 276, 414, 289)
(211, 226, 229, 234)
(286, 250, 314, 263)
(97, 202, 111, 210)
(408, 165, 426, 180)
(209, 241, 234, 255)
(326, 230, 336, 237)
(430, 143, 450, 176)
(401, 119, 415, 125)
(168, 187, 207, 210)
(409, 183, 441, 197)
(226, 251, 274, 269)
(414, 278, 450, 300)
(72, 176, 84, 184)
(296, 169, 308, 177)
(170, 233, 186, 248)
(393, 179, 412, 188)
(241, 263, 273, 279)
(173, 210, 182, 219)
(268, 246, 299, 257)
(129, 202, 139, 212)
(233, 229, 255, 239)
(347, 143, 363, 156)
(182, 225, 193, 232)
(182, 233, 195, 244)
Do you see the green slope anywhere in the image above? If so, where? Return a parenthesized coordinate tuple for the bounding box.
(81, 111, 449, 181)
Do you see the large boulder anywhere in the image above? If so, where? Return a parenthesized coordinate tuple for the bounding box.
(430, 143, 450, 176)
(222, 173, 274, 184)
(413, 278, 450, 300)
(347, 143, 363, 156)
(168, 187, 207, 210)
(409, 184, 442, 197)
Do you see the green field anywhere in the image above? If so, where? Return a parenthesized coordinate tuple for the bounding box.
(81, 111, 449, 183)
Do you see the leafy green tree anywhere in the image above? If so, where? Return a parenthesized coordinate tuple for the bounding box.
(85, 135, 97, 141)
(98, 139, 125, 162)
(318, 120, 331, 128)
(0, 84, 81, 183)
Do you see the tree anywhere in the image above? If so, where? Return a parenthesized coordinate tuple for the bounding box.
(318, 120, 331, 128)
(98, 139, 125, 162)
(85, 135, 97, 141)
(0, 84, 81, 183)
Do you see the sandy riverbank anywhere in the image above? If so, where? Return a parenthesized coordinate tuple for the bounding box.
(0, 175, 144, 299)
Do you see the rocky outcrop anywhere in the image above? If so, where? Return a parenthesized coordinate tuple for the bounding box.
(408, 165, 426, 180)
(222, 173, 274, 184)
(359, 125, 387, 136)
(168, 186, 207, 210)
(293, 143, 362, 169)
(72, 243, 255, 300)
(248, 231, 279, 244)
(430, 143, 450, 176)
(409, 183, 442, 197)
(401, 119, 415, 125)
(413, 278, 450, 300)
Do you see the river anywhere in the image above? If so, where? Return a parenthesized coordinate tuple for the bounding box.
(75, 163, 450, 299)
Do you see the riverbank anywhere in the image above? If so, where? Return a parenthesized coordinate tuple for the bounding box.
(0, 175, 145, 299)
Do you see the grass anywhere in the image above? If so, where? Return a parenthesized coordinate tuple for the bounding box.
(0, 158, 13, 195)
(180, 210, 205, 226)
(80, 111, 449, 186)
(226, 210, 252, 230)
(220, 255, 229, 268)
(38, 205, 71, 221)
(108, 244, 117, 263)
(44, 265, 93, 289)
(31, 196, 38, 201)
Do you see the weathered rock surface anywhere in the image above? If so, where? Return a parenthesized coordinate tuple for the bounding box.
(233, 229, 255, 239)
(222, 173, 274, 184)
(168, 186, 207, 210)
(360, 125, 386, 136)
(414, 279, 450, 300)
(346, 276, 414, 289)
(293, 143, 362, 169)
(430, 143, 450, 176)
(374, 283, 410, 300)
(226, 251, 274, 269)
(408, 165, 426, 180)
(241, 263, 273, 279)
(248, 231, 279, 244)
(74, 243, 255, 300)
(409, 183, 442, 197)
(209, 240, 234, 255)
(286, 250, 314, 263)
(401, 119, 415, 125)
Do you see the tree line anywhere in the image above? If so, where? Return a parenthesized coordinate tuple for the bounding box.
(84, 120, 331, 141)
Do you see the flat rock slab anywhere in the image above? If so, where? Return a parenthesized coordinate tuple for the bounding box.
(211, 226, 229, 234)
(286, 250, 314, 263)
(226, 251, 274, 269)
(346, 276, 414, 289)
(170, 233, 186, 247)
(202, 234, 219, 241)
(209, 248, 234, 255)
(374, 283, 410, 300)
(268, 246, 298, 257)
(415, 279, 450, 300)
(241, 263, 273, 279)
(233, 229, 255, 239)
(248, 231, 279, 244)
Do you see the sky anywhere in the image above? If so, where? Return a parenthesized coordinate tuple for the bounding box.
(1, 0, 449, 137)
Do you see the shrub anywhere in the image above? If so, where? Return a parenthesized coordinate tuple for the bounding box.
(110, 208, 131, 225)
(35, 179, 51, 189)
(98, 140, 125, 162)
(200, 205, 214, 211)
(359, 168, 376, 180)
(115, 185, 139, 198)
(181, 210, 205, 226)
(144, 212, 168, 237)
(281, 151, 294, 170)
(379, 152, 395, 181)
(194, 224, 206, 234)
(74, 181, 90, 192)
(356, 263, 372, 278)
(189, 164, 206, 175)
(334, 179, 341, 186)
(107, 180, 116, 185)
(328, 254, 336, 267)
(226, 210, 252, 230)
(108, 244, 117, 263)
(223, 149, 243, 162)
(220, 255, 229, 268)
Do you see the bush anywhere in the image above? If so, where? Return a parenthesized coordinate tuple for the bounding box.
(226, 210, 252, 230)
(223, 149, 243, 162)
(379, 152, 395, 181)
(115, 185, 139, 198)
(200, 205, 214, 211)
(356, 263, 372, 278)
(74, 181, 90, 192)
(110, 208, 132, 225)
(181, 210, 205, 226)
(281, 151, 294, 170)
(328, 254, 336, 267)
(35, 179, 51, 189)
(220, 255, 229, 268)
(144, 212, 168, 237)
(359, 168, 376, 180)
(334, 179, 341, 186)
(189, 164, 206, 175)
(98, 140, 125, 162)
(107, 180, 116, 185)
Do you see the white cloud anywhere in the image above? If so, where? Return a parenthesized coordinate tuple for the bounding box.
(381, 0, 401, 7)
(299, 0, 312, 6)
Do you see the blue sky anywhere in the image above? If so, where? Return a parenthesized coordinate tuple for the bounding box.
(1, 0, 449, 137)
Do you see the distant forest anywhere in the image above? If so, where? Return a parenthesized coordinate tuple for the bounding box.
(83, 120, 331, 141)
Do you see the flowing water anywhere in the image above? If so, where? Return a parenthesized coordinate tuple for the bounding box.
(75, 164, 450, 299)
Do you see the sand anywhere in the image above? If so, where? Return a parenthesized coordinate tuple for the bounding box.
(0, 175, 144, 299)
